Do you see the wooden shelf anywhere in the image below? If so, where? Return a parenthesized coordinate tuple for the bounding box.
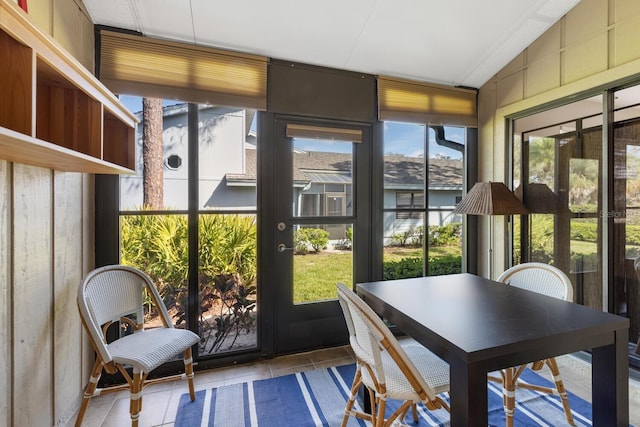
(0, 0, 136, 174)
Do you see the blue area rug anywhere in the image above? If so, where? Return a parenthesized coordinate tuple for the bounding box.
(174, 363, 604, 426)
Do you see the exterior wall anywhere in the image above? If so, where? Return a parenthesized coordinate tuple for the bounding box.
(0, 0, 95, 425)
(120, 106, 252, 210)
(382, 189, 461, 244)
(478, 0, 640, 278)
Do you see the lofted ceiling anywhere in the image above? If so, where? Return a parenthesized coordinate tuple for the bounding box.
(83, 0, 581, 89)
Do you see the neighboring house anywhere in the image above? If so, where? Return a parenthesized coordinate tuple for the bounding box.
(121, 103, 257, 211)
(121, 103, 463, 241)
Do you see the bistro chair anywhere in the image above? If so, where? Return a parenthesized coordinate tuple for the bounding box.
(490, 262, 575, 427)
(76, 265, 200, 427)
(336, 283, 450, 427)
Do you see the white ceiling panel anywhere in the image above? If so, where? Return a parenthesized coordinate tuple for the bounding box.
(191, 0, 377, 68)
(83, 0, 582, 89)
(134, 0, 196, 44)
(83, 0, 140, 32)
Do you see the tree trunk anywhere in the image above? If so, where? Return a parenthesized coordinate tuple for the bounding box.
(142, 98, 163, 209)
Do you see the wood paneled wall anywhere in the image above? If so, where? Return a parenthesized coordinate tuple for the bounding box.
(0, 0, 95, 426)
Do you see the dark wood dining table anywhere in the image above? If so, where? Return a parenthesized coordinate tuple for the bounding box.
(356, 273, 630, 426)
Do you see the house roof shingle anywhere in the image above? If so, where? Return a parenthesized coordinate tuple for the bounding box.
(226, 150, 462, 189)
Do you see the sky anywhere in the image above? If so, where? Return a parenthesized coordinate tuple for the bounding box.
(119, 95, 465, 159)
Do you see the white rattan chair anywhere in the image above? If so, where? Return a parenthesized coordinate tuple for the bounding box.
(337, 283, 450, 427)
(76, 265, 200, 427)
(490, 262, 575, 427)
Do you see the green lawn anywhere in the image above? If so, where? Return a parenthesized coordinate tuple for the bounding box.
(293, 251, 353, 303)
(293, 245, 461, 304)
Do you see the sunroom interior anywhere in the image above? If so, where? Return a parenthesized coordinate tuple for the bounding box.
(2, 0, 640, 425)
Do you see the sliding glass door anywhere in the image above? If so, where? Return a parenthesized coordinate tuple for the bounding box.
(513, 86, 640, 367)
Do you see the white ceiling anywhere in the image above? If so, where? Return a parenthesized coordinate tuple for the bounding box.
(83, 0, 582, 89)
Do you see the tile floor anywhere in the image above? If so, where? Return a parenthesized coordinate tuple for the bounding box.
(70, 342, 640, 427)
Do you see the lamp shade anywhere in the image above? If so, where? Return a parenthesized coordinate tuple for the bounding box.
(453, 181, 528, 215)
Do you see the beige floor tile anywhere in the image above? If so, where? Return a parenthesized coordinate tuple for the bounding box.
(101, 389, 173, 427)
(197, 360, 271, 385)
(270, 361, 316, 378)
(308, 345, 353, 364)
(73, 346, 640, 426)
(313, 355, 356, 370)
(268, 352, 314, 370)
(223, 369, 273, 385)
(163, 385, 198, 425)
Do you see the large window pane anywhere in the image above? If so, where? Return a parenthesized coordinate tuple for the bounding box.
(293, 224, 353, 304)
(614, 84, 640, 357)
(382, 122, 463, 279)
(119, 213, 188, 330)
(513, 95, 603, 311)
(426, 126, 463, 276)
(198, 213, 257, 355)
(119, 96, 189, 211)
(200, 107, 257, 210)
(383, 122, 426, 278)
(291, 138, 353, 218)
(117, 95, 259, 359)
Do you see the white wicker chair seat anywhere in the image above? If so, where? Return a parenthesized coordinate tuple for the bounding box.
(108, 327, 199, 372)
(492, 262, 575, 427)
(337, 283, 450, 427)
(75, 265, 199, 427)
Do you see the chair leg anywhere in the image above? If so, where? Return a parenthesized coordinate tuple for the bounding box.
(503, 367, 516, 427)
(183, 347, 196, 401)
(75, 358, 104, 427)
(545, 358, 575, 426)
(341, 369, 363, 427)
(130, 369, 144, 427)
(374, 396, 387, 427)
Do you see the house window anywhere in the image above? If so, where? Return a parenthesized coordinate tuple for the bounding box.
(396, 191, 424, 219)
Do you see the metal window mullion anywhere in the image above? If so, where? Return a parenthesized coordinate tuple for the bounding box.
(423, 125, 429, 276)
(187, 103, 200, 347)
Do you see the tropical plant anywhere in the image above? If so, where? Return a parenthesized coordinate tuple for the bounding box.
(120, 212, 257, 353)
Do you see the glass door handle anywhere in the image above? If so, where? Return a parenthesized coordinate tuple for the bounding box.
(277, 243, 294, 252)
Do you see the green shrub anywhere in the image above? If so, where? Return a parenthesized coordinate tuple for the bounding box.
(120, 213, 257, 352)
(571, 221, 598, 242)
(428, 223, 461, 246)
(382, 255, 462, 280)
(427, 254, 462, 275)
(391, 229, 415, 247)
(383, 257, 423, 280)
(334, 226, 353, 250)
(295, 227, 330, 253)
(626, 225, 640, 246)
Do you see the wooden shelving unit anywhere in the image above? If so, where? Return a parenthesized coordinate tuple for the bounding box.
(0, 0, 136, 174)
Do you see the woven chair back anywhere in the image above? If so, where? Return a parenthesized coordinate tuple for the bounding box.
(337, 283, 437, 401)
(77, 265, 173, 365)
(496, 262, 573, 302)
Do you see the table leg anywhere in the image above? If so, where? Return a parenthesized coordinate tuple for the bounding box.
(591, 328, 629, 426)
(449, 360, 488, 427)
(357, 383, 371, 413)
